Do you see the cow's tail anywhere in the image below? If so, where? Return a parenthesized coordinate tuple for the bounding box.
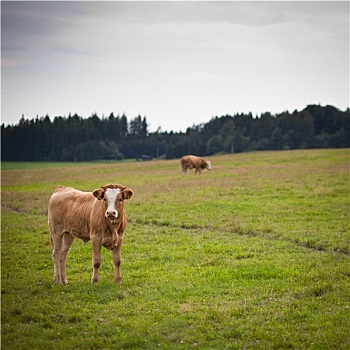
(50, 235, 54, 252)
(54, 185, 67, 192)
(48, 215, 53, 252)
(48, 212, 55, 252)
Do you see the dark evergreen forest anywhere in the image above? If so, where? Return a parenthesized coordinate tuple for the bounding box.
(1, 104, 349, 161)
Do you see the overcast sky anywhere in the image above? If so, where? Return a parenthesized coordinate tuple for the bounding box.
(1, 1, 349, 132)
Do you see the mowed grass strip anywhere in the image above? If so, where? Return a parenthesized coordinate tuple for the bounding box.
(1, 149, 349, 349)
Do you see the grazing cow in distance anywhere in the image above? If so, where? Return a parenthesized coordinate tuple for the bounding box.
(180, 155, 212, 175)
(48, 183, 133, 284)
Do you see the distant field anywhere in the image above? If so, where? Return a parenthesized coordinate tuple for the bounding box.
(1, 149, 349, 349)
(1, 159, 135, 171)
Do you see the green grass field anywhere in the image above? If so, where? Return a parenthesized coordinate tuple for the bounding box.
(1, 149, 349, 349)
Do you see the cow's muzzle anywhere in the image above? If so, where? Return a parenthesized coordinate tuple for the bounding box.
(105, 210, 118, 219)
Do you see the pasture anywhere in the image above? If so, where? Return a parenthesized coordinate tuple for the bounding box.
(1, 149, 349, 349)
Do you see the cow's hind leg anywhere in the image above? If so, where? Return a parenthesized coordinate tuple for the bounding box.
(59, 233, 74, 284)
(51, 231, 64, 284)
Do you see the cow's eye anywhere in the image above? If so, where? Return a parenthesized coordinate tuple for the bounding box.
(118, 198, 123, 203)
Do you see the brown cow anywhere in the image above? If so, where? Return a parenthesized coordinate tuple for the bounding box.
(180, 155, 212, 175)
(48, 183, 133, 284)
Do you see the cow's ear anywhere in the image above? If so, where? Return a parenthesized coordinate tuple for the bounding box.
(122, 188, 133, 200)
(93, 189, 105, 200)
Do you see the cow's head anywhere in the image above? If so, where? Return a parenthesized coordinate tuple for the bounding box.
(206, 161, 212, 170)
(93, 184, 133, 222)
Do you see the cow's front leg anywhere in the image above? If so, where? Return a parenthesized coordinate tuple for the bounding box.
(113, 237, 124, 283)
(91, 238, 102, 283)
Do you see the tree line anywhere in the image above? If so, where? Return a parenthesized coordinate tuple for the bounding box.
(1, 104, 349, 161)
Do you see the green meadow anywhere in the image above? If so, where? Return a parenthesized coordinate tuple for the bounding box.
(1, 149, 349, 349)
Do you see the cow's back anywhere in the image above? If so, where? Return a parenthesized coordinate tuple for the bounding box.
(188, 155, 202, 168)
(48, 186, 95, 238)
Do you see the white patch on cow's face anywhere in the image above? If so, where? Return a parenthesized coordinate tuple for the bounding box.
(105, 188, 120, 218)
(206, 161, 212, 170)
